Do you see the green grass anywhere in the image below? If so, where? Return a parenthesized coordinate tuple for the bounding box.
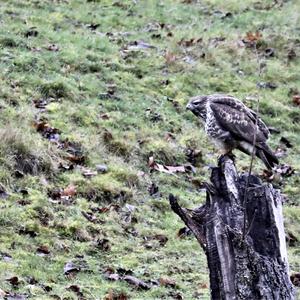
(0, 0, 299, 299)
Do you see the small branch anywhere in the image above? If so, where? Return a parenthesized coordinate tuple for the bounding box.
(242, 98, 260, 239)
(169, 194, 207, 250)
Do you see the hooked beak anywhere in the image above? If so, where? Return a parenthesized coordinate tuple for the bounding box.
(186, 102, 193, 110)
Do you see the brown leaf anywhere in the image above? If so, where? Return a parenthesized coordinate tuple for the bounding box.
(6, 276, 20, 286)
(148, 157, 193, 175)
(148, 182, 159, 196)
(61, 184, 77, 197)
(82, 169, 98, 177)
(4, 293, 26, 300)
(87, 23, 100, 30)
(103, 290, 128, 300)
(280, 136, 293, 148)
(36, 245, 50, 256)
(274, 164, 295, 177)
(177, 227, 192, 238)
(95, 238, 111, 251)
(165, 132, 176, 141)
(159, 277, 176, 288)
(81, 211, 104, 224)
(123, 275, 151, 290)
(245, 31, 262, 42)
(151, 234, 168, 246)
(100, 113, 110, 120)
(291, 273, 300, 287)
(292, 94, 300, 106)
(164, 51, 177, 64)
(33, 120, 61, 142)
(104, 273, 120, 281)
(46, 44, 59, 51)
(25, 27, 39, 37)
(178, 37, 202, 47)
(67, 285, 84, 297)
(286, 231, 298, 247)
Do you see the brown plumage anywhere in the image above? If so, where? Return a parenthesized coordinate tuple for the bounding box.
(186, 94, 279, 169)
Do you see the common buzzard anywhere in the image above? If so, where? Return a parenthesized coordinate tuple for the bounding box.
(186, 94, 278, 169)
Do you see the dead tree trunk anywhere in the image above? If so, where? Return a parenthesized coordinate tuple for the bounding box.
(170, 155, 294, 300)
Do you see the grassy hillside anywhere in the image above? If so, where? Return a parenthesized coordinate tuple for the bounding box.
(0, 0, 299, 299)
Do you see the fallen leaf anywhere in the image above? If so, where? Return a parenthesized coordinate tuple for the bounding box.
(0, 289, 5, 298)
(36, 245, 50, 256)
(273, 164, 295, 177)
(87, 23, 100, 30)
(82, 169, 98, 177)
(287, 49, 296, 61)
(257, 82, 277, 89)
(103, 290, 128, 300)
(292, 94, 300, 106)
(127, 40, 156, 50)
(148, 157, 195, 175)
(268, 126, 281, 134)
(81, 211, 104, 224)
(19, 227, 37, 237)
(67, 285, 84, 297)
(159, 277, 176, 288)
(64, 261, 81, 275)
(95, 238, 111, 251)
(178, 37, 202, 47)
(164, 51, 177, 64)
(61, 184, 77, 197)
(151, 234, 168, 246)
(280, 136, 293, 148)
(24, 27, 39, 37)
(103, 273, 120, 281)
(264, 48, 275, 57)
(0, 186, 9, 199)
(46, 44, 59, 51)
(165, 132, 176, 141)
(34, 120, 61, 142)
(123, 275, 151, 290)
(274, 147, 287, 158)
(96, 164, 108, 173)
(245, 31, 262, 42)
(0, 251, 13, 261)
(100, 113, 110, 120)
(148, 182, 159, 196)
(291, 273, 300, 287)
(5, 293, 27, 300)
(185, 148, 203, 166)
(177, 227, 192, 238)
(137, 171, 146, 177)
(6, 276, 20, 286)
(116, 268, 134, 276)
(286, 231, 298, 247)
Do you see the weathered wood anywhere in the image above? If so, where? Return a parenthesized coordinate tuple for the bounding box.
(170, 155, 295, 300)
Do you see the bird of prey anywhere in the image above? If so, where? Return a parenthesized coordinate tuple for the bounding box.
(186, 94, 278, 169)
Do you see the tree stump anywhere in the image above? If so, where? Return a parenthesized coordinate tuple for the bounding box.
(170, 155, 295, 300)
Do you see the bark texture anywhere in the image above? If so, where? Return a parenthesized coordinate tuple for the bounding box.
(170, 155, 294, 300)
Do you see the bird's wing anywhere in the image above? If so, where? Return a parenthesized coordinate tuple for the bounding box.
(209, 95, 269, 139)
(209, 101, 267, 144)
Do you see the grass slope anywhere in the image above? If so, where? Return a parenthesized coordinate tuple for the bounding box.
(0, 0, 299, 299)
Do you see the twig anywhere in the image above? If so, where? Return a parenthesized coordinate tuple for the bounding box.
(169, 194, 207, 250)
(242, 42, 261, 239)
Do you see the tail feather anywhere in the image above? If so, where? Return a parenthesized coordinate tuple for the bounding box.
(256, 143, 279, 169)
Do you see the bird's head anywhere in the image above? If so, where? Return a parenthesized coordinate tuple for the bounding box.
(186, 95, 208, 119)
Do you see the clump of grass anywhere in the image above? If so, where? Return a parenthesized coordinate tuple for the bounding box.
(0, 36, 20, 47)
(0, 126, 57, 177)
(39, 80, 71, 99)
